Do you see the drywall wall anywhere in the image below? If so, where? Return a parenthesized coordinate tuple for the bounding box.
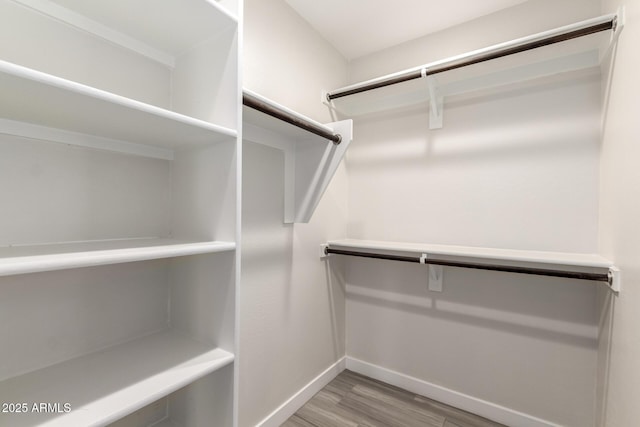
(343, 0, 602, 426)
(243, 0, 347, 122)
(597, 0, 640, 426)
(241, 142, 346, 426)
(348, 0, 602, 82)
(240, 1, 349, 425)
(0, 0, 170, 108)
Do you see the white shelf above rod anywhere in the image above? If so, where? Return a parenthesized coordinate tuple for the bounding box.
(326, 13, 618, 101)
(243, 89, 342, 144)
(324, 12, 623, 129)
(323, 242, 620, 294)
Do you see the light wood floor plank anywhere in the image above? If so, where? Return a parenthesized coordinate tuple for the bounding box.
(281, 414, 316, 427)
(283, 370, 508, 427)
(297, 401, 359, 427)
(339, 388, 444, 427)
(414, 396, 505, 427)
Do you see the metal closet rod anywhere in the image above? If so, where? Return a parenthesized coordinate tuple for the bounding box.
(243, 91, 342, 144)
(325, 248, 612, 284)
(326, 14, 617, 101)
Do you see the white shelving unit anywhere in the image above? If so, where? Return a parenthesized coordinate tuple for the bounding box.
(0, 0, 240, 426)
(243, 90, 353, 223)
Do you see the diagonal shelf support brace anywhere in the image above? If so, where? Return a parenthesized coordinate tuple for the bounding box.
(425, 70, 443, 129)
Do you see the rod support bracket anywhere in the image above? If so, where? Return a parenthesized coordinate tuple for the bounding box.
(425, 73, 443, 130)
(428, 265, 444, 292)
(608, 266, 621, 294)
(321, 90, 332, 107)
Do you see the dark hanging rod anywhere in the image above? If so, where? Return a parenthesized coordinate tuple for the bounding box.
(326, 14, 617, 101)
(243, 90, 342, 144)
(324, 247, 612, 284)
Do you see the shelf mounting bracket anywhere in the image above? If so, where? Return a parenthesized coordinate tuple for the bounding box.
(425, 70, 443, 130)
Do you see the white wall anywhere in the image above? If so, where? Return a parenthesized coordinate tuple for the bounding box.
(348, 0, 602, 81)
(243, 0, 346, 122)
(0, 0, 171, 108)
(597, 0, 640, 426)
(344, 1, 603, 426)
(240, 1, 349, 426)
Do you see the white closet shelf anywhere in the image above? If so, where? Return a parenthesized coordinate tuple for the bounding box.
(326, 239, 614, 269)
(0, 330, 234, 427)
(325, 13, 621, 121)
(0, 60, 237, 160)
(0, 238, 236, 277)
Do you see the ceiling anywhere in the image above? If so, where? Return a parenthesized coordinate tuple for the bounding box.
(285, 0, 530, 60)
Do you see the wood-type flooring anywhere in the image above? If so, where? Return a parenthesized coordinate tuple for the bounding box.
(282, 370, 508, 427)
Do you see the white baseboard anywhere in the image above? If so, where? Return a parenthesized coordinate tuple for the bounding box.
(256, 357, 346, 427)
(346, 357, 562, 427)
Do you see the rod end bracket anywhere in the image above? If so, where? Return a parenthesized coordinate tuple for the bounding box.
(614, 6, 625, 37)
(608, 266, 621, 294)
(322, 90, 333, 106)
(320, 244, 330, 259)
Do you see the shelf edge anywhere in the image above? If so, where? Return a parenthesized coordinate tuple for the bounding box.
(0, 59, 238, 141)
(327, 239, 613, 269)
(0, 240, 236, 277)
